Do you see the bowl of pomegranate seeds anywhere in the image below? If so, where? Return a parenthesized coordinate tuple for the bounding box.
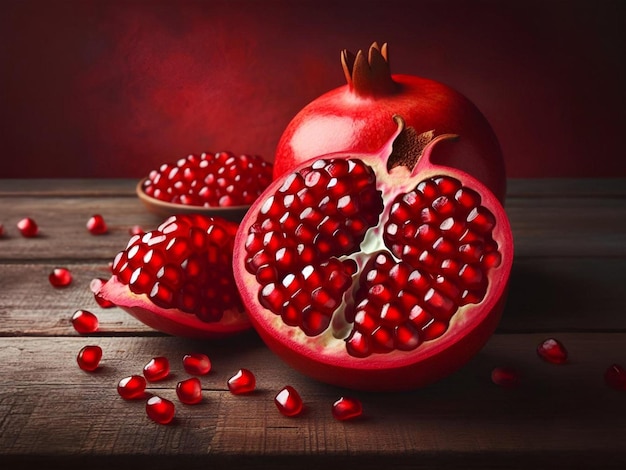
(137, 151, 274, 222)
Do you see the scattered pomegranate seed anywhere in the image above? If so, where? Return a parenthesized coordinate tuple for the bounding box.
(77, 345, 102, 371)
(332, 396, 363, 421)
(146, 396, 175, 424)
(86, 214, 108, 235)
(227, 368, 256, 395)
(71, 309, 99, 334)
(491, 366, 521, 387)
(537, 338, 568, 364)
(129, 225, 145, 236)
(0, 223, 4, 237)
(49, 267, 73, 287)
(176, 377, 203, 405)
(143, 356, 170, 381)
(17, 217, 38, 237)
(604, 364, 626, 391)
(182, 353, 211, 376)
(117, 375, 147, 400)
(274, 386, 303, 417)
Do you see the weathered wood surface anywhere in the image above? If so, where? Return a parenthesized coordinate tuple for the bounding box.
(1, 178, 625, 469)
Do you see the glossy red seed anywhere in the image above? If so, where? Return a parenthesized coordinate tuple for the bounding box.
(117, 375, 147, 400)
(227, 368, 256, 395)
(17, 217, 38, 237)
(537, 338, 568, 364)
(71, 309, 99, 334)
(129, 225, 145, 236)
(49, 267, 73, 287)
(143, 356, 170, 381)
(89, 278, 116, 308)
(86, 214, 108, 235)
(332, 396, 363, 421)
(77, 345, 102, 371)
(604, 364, 626, 391)
(491, 367, 521, 387)
(182, 353, 211, 376)
(274, 386, 303, 417)
(146, 396, 175, 424)
(0, 223, 4, 237)
(176, 377, 203, 404)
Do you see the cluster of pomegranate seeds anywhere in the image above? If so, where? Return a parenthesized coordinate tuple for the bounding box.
(274, 386, 304, 417)
(117, 375, 147, 400)
(491, 366, 521, 388)
(176, 377, 203, 405)
(182, 353, 212, 375)
(77, 345, 102, 371)
(604, 364, 626, 391)
(111, 214, 243, 322)
(17, 217, 38, 237)
(86, 214, 108, 235)
(332, 396, 363, 421)
(71, 309, 99, 334)
(227, 368, 256, 395)
(141, 151, 274, 207)
(143, 356, 170, 381)
(49, 267, 73, 287)
(146, 396, 176, 425)
(537, 338, 568, 364)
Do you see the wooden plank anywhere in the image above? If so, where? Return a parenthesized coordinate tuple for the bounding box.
(1, 333, 625, 469)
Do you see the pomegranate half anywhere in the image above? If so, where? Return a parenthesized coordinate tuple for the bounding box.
(234, 116, 513, 391)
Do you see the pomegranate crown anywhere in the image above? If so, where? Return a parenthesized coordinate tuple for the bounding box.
(341, 42, 399, 97)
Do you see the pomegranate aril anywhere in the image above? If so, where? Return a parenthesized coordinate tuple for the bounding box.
(274, 386, 303, 417)
(228, 368, 256, 395)
(17, 217, 38, 237)
(71, 309, 99, 334)
(491, 367, 521, 387)
(146, 396, 175, 425)
(604, 364, 626, 391)
(117, 375, 147, 400)
(0, 223, 4, 237)
(537, 338, 568, 364)
(143, 356, 170, 381)
(77, 345, 102, 371)
(332, 396, 363, 421)
(86, 214, 108, 235)
(49, 267, 73, 287)
(182, 353, 211, 375)
(176, 377, 203, 404)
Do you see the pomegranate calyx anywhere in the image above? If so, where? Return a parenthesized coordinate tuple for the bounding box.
(341, 42, 398, 98)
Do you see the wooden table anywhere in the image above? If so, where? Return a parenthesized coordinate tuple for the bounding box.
(1, 178, 625, 469)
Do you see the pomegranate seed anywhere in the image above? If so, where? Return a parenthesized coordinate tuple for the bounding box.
(491, 366, 521, 387)
(49, 267, 73, 287)
(17, 217, 38, 237)
(71, 309, 99, 334)
(332, 396, 363, 421)
(227, 368, 256, 395)
(0, 223, 4, 237)
(77, 345, 102, 371)
(117, 375, 147, 400)
(146, 396, 175, 424)
(86, 214, 108, 235)
(274, 386, 303, 417)
(182, 353, 211, 376)
(176, 377, 203, 404)
(89, 278, 116, 308)
(537, 338, 568, 364)
(129, 225, 145, 236)
(604, 364, 626, 391)
(143, 356, 170, 381)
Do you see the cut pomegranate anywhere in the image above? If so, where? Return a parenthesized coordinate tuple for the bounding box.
(537, 338, 568, 364)
(176, 377, 203, 405)
(234, 116, 513, 391)
(143, 356, 170, 382)
(86, 214, 108, 235)
(97, 214, 250, 338)
(89, 278, 116, 308)
(77, 345, 102, 371)
(17, 217, 38, 237)
(182, 353, 211, 376)
(71, 309, 99, 334)
(117, 375, 147, 400)
(146, 396, 175, 424)
(604, 364, 626, 391)
(332, 396, 363, 421)
(274, 386, 303, 417)
(491, 366, 520, 388)
(49, 267, 73, 287)
(227, 368, 256, 395)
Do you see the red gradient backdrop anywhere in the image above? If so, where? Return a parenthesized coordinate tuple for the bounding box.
(1, 0, 624, 179)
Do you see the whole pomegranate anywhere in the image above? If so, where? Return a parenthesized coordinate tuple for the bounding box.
(99, 214, 250, 338)
(274, 42, 506, 202)
(234, 116, 513, 391)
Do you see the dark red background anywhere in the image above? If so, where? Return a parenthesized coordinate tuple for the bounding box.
(1, 0, 624, 179)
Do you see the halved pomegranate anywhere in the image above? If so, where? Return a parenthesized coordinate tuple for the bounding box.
(98, 214, 250, 338)
(233, 116, 513, 391)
